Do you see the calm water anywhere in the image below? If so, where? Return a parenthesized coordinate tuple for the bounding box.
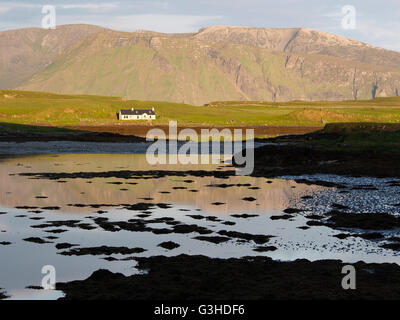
(1, 152, 400, 299)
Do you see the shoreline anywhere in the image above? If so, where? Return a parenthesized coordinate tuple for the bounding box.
(234, 124, 400, 179)
(0, 122, 320, 143)
(57, 254, 400, 300)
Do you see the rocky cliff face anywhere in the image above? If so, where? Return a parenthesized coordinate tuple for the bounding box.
(1, 25, 400, 104)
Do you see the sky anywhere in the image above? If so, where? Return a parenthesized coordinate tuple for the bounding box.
(0, 0, 400, 51)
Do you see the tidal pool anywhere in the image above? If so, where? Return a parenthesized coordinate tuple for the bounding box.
(1, 153, 400, 299)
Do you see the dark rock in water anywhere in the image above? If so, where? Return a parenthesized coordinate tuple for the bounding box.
(15, 206, 38, 210)
(172, 224, 213, 235)
(57, 254, 400, 300)
(157, 241, 180, 250)
(206, 183, 234, 188)
(301, 195, 313, 200)
(157, 203, 172, 209)
(0, 212, 6, 215)
(283, 208, 303, 214)
(25, 285, 43, 290)
(35, 196, 48, 199)
(205, 216, 221, 222)
(77, 223, 96, 230)
(211, 202, 225, 206)
(136, 214, 151, 218)
(306, 215, 324, 220)
(124, 203, 155, 211)
(333, 233, 352, 239)
(221, 221, 236, 226)
(103, 257, 119, 262)
(193, 236, 231, 244)
(44, 229, 68, 234)
(159, 191, 170, 194)
(306, 220, 325, 227)
(242, 197, 256, 202)
(23, 237, 51, 244)
(270, 214, 294, 220)
(217, 230, 273, 244)
(189, 190, 199, 192)
(326, 210, 400, 230)
(45, 236, 59, 240)
(0, 241, 11, 245)
(356, 232, 384, 240)
(55, 243, 79, 250)
(187, 215, 205, 220)
(380, 243, 400, 251)
(41, 206, 61, 210)
(173, 187, 187, 190)
(253, 246, 277, 252)
(231, 214, 259, 219)
(0, 289, 9, 300)
(59, 246, 147, 256)
(297, 226, 310, 230)
(352, 185, 378, 191)
(331, 203, 350, 210)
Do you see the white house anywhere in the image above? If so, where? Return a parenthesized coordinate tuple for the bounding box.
(119, 108, 156, 120)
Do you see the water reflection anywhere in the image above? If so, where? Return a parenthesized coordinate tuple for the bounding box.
(0, 154, 322, 214)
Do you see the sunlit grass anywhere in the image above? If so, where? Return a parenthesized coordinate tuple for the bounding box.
(1, 89, 400, 127)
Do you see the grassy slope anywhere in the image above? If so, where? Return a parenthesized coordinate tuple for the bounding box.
(1, 90, 400, 128)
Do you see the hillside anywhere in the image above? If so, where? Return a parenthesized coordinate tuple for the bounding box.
(2, 25, 400, 104)
(0, 24, 105, 89)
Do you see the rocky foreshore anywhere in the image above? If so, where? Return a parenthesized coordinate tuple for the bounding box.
(57, 254, 400, 300)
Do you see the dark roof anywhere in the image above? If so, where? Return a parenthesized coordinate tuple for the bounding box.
(120, 109, 155, 115)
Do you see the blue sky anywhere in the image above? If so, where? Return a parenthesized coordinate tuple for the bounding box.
(1, 0, 400, 51)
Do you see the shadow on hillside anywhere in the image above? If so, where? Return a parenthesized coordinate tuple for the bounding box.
(0, 122, 146, 142)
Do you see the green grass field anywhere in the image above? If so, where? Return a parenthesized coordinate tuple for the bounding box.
(1, 89, 400, 127)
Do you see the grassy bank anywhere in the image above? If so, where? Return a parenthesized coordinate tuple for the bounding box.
(301, 123, 400, 153)
(1, 90, 400, 127)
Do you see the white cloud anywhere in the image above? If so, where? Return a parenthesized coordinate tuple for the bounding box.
(0, 2, 119, 11)
(60, 3, 119, 11)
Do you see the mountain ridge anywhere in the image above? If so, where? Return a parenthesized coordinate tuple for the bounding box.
(2, 24, 400, 104)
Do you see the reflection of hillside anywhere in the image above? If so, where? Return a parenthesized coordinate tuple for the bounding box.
(0, 154, 323, 214)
